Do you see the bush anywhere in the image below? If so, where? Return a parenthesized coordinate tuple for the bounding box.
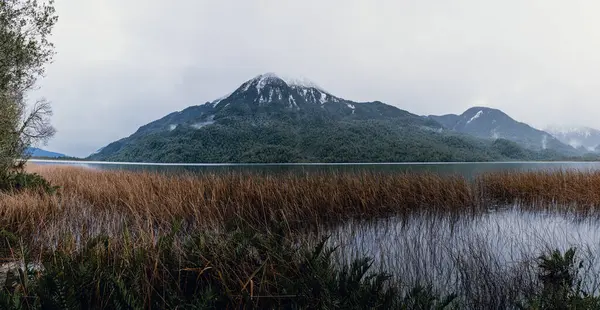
(0, 172, 58, 194)
(523, 248, 600, 309)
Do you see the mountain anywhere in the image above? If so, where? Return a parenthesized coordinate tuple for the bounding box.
(428, 107, 577, 154)
(89, 73, 569, 163)
(113, 73, 441, 138)
(427, 114, 461, 129)
(545, 125, 600, 152)
(26, 147, 67, 158)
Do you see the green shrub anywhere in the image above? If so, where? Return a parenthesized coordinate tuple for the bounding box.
(0, 172, 58, 194)
(523, 248, 600, 310)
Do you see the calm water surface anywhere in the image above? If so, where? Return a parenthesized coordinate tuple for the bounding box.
(323, 209, 600, 293)
(28, 159, 600, 177)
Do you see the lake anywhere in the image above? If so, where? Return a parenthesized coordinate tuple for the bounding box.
(28, 159, 600, 177)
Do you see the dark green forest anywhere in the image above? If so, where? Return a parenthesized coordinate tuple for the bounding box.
(90, 117, 574, 163)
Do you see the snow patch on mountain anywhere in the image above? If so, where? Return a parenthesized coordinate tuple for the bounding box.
(347, 103, 356, 114)
(259, 95, 267, 104)
(466, 110, 483, 125)
(212, 91, 233, 107)
(309, 89, 317, 103)
(242, 80, 252, 92)
(288, 95, 297, 109)
(319, 92, 327, 104)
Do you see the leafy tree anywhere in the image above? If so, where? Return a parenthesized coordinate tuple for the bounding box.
(0, 0, 57, 176)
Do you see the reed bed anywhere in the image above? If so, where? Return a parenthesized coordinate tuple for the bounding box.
(478, 170, 600, 211)
(3, 165, 600, 250)
(2, 165, 471, 247)
(0, 165, 598, 308)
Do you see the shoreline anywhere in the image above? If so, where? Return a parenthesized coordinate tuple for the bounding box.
(27, 158, 600, 166)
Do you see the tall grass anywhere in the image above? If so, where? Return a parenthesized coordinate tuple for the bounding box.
(0, 165, 600, 308)
(2, 165, 599, 252)
(1, 165, 473, 250)
(478, 170, 600, 210)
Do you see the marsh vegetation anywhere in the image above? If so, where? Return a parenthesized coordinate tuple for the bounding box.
(0, 166, 600, 308)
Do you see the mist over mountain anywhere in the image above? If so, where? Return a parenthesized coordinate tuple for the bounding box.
(545, 125, 600, 152)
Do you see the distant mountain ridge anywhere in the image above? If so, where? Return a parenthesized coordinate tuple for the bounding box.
(545, 125, 600, 152)
(26, 147, 67, 158)
(89, 73, 584, 163)
(428, 107, 577, 155)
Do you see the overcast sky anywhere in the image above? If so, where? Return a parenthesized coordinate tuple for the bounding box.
(35, 0, 600, 157)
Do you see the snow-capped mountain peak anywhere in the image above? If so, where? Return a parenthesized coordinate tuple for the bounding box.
(212, 72, 341, 107)
(284, 76, 325, 91)
(248, 72, 328, 93)
(254, 73, 285, 93)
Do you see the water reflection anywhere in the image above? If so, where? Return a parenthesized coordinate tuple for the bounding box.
(29, 159, 600, 177)
(323, 209, 600, 296)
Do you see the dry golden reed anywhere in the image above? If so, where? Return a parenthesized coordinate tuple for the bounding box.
(478, 170, 600, 209)
(2, 165, 598, 253)
(13, 165, 474, 249)
(25, 165, 473, 226)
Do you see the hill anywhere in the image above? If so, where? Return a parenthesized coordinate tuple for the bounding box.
(89, 74, 570, 163)
(26, 147, 67, 158)
(428, 107, 577, 155)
